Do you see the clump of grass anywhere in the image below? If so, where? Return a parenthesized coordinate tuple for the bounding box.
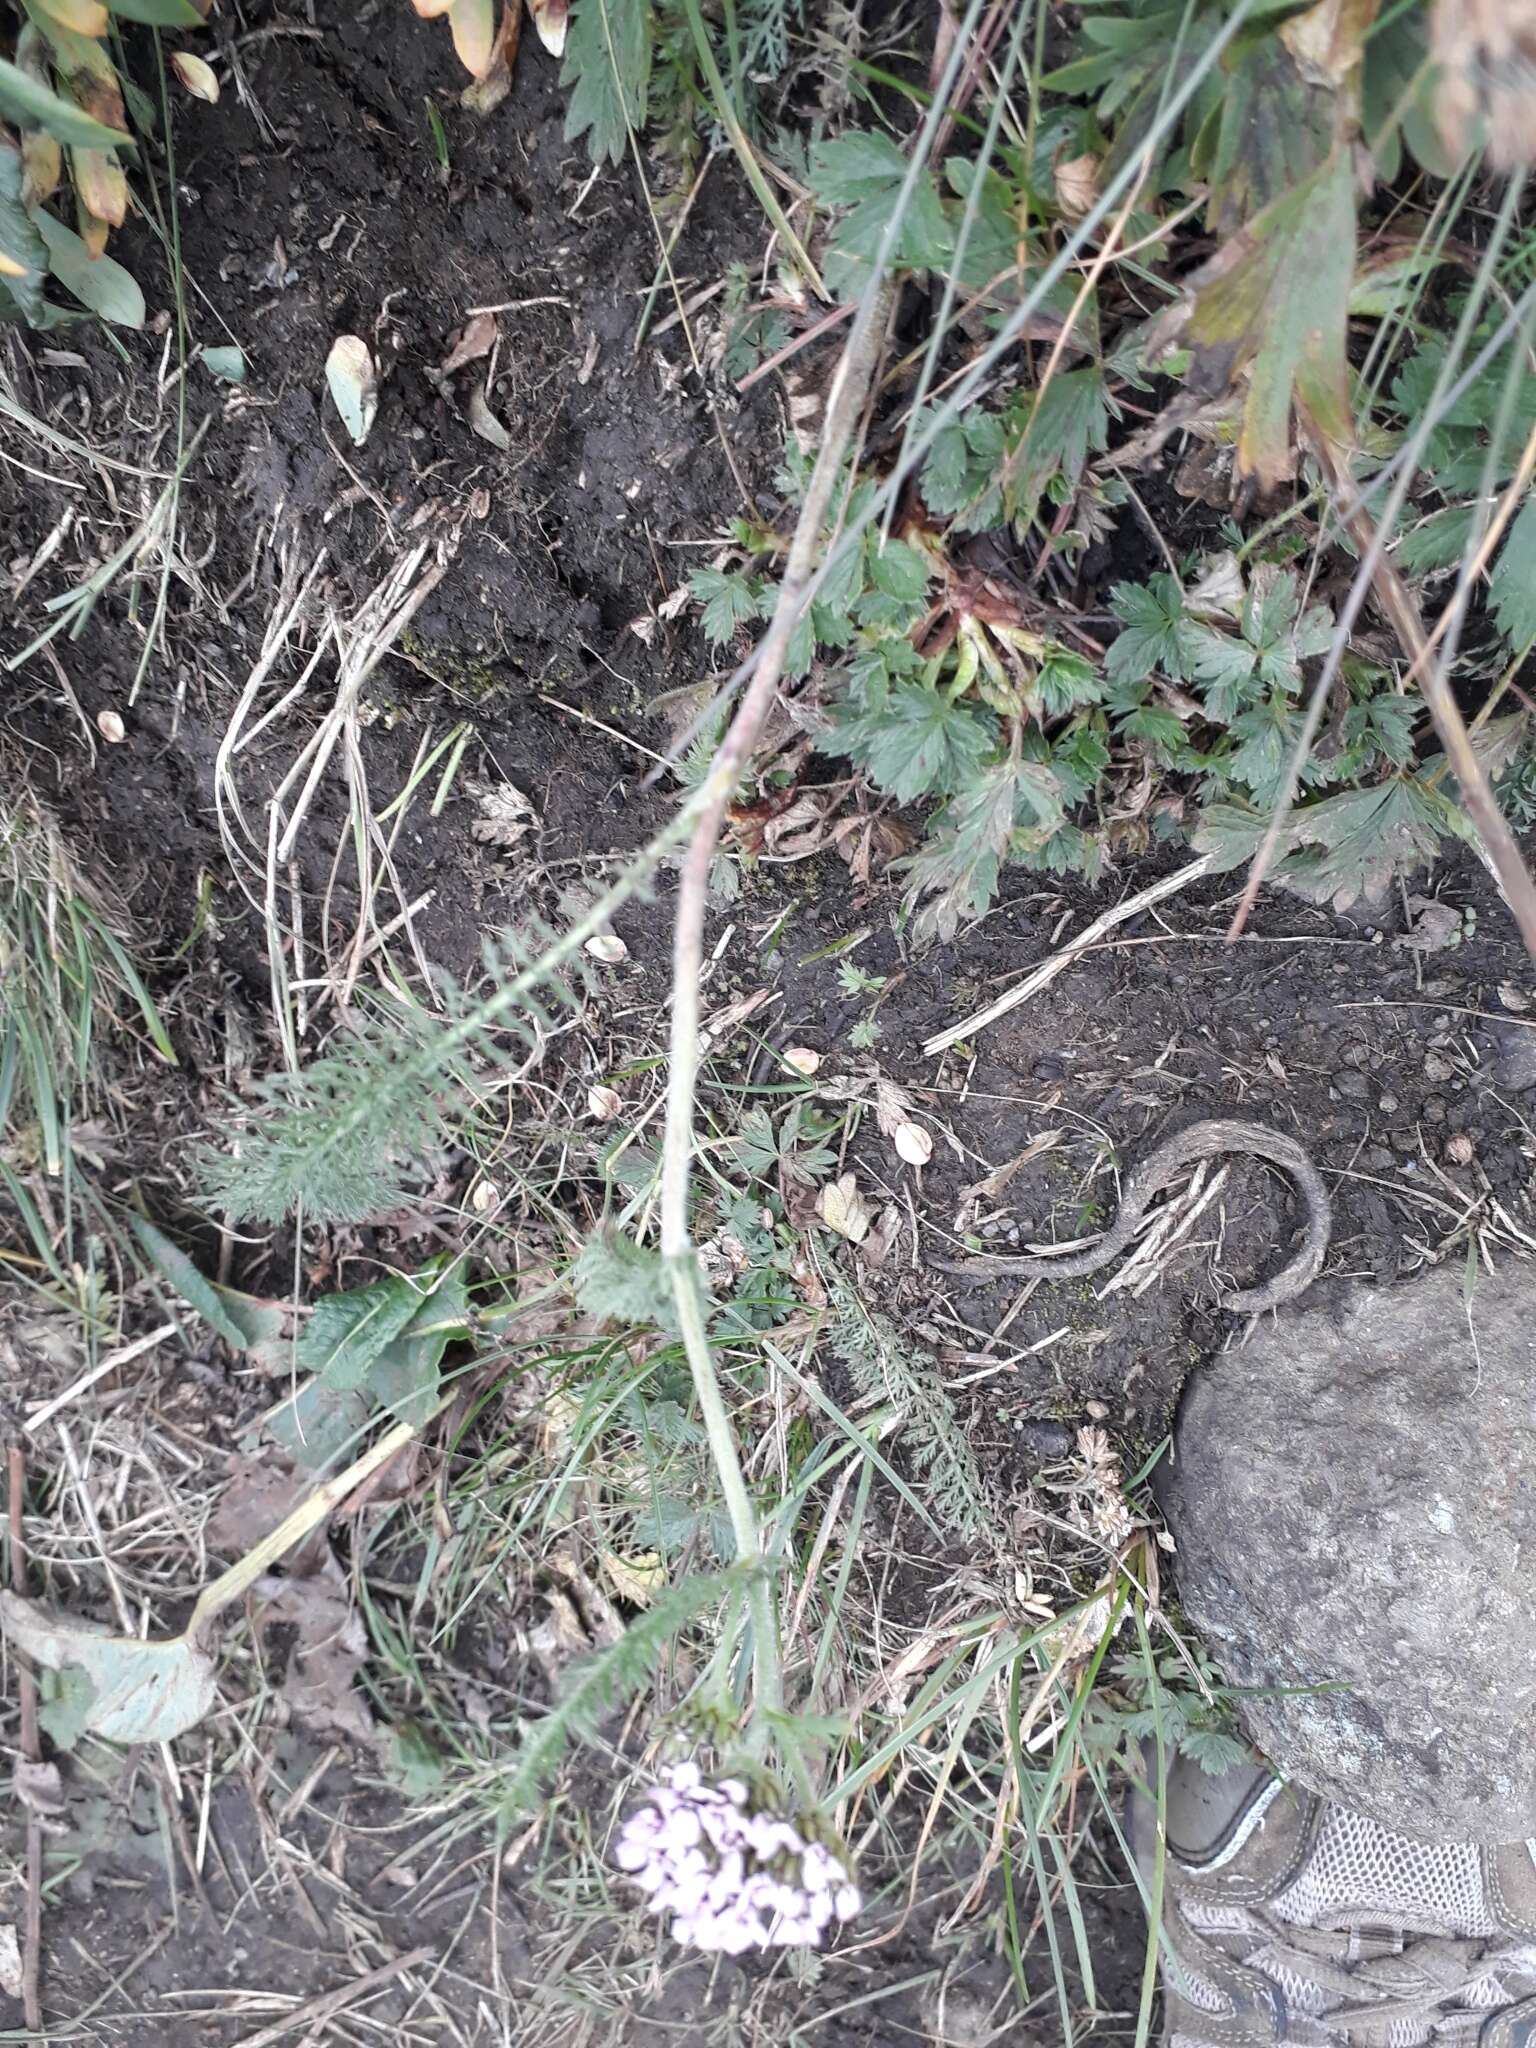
(0, 787, 173, 1175)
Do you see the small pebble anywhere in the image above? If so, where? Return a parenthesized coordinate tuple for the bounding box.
(1333, 1070, 1370, 1102)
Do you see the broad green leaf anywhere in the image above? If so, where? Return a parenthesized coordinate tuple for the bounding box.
(297, 1273, 426, 1390)
(0, 55, 131, 149)
(33, 207, 143, 324)
(209, 1286, 290, 1371)
(864, 537, 930, 604)
(0, 1590, 216, 1744)
(1490, 497, 1536, 653)
(269, 1377, 372, 1472)
(130, 1213, 250, 1349)
(103, 0, 203, 19)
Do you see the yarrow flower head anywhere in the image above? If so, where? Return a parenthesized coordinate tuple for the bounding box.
(613, 1762, 862, 1954)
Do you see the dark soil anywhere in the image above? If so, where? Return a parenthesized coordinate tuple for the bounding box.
(3, 1, 1536, 2041)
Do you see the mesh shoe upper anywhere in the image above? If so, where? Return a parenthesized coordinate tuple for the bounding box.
(1132, 1746, 1536, 2047)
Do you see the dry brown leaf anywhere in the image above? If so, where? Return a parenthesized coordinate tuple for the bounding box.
(471, 781, 537, 848)
(13, 1758, 63, 1817)
(438, 310, 499, 376)
(598, 1548, 664, 1607)
(817, 1173, 872, 1243)
(209, 1453, 316, 1560)
(873, 1075, 916, 1137)
(1053, 151, 1100, 219)
(467, 381, 511, 449)
(1432, 0, 1536, 168)
(254, 1550, 372, 1746)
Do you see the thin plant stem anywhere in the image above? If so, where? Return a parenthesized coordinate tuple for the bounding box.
(659, 276, 897, 1733)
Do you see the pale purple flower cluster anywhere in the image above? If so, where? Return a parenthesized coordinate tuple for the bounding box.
(614, 1762, 862, 1953)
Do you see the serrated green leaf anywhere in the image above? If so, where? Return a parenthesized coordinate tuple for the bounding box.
(561, 0, 651, 165)
(688, 565, 765, 645)
(33, 207, 143, 325)
(0, 56, 131, 149)
(297, 1274, 426, 1390)
(130, 1213, 250, 1348)
(905, 756, 1052, 942)
(571, 1230, 679, 1331)
(864, 537, 930, 604)
(1490, 496, 1536, 653)
(1395, 503, 1478, 576)
(1106, 575, 1199, 685)
(830, 679, 996, 801)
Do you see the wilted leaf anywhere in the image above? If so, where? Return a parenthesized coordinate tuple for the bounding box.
(32, 207, 143, 325)
(472, 780, 537, 847)
(817, 1173, 872, 1243)
(467, 379, 511, 449)
(207, 1453, 312, 1557)
(438, 309, 497, 375)
(448, 0, 496, 75)
(0, 56, 130, 150)
(325, 333, 378, 446)
(598, 1548, 664, 1606)
(527, 0, 568, 56)
(893, 1122, 933, 1167)
(1164, 149, 1357, 490)
(0, 1591, 217, 1745)
(170, 50, 219, 101)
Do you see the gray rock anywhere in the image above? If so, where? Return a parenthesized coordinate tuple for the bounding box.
(1161, 1263, 1536, 1842)
(1487, 1020, 1536, 1092)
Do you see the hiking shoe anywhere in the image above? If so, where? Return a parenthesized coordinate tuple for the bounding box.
(1129, 1745, 1536, 2044)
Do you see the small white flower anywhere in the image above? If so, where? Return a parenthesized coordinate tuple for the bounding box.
(614, 1763, 862, 1953)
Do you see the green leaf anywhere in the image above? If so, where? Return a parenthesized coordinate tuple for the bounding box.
(37, 1665, 96, 1751)
(297, 1273, 427, 1391)
(1, 1592, 216, 1745)
(201, 343, 246, 384)
(0, 56, 131, 149)
(129, 1213, 250, 1349)
(1395, 503, 1478, 576)
(368, 1260, 468, 1429)
(1006, 368, 1110, 526)
(688, 564, 765, 645)
(269, 1378, 372, 1472)
(0, 141, 48, 325)
(905, 757, 1040, 942)
(33, 208, 144, 326)
(851, 680, 996, 801)
(810, 130, 952, 293)
(561, 0, 651, 165)
(1106, 575, 1199, 685)
(864, 537, 930, 604)
(571, 1230, 679, 1331)
(103, 0, 203, 20)
(209, 1287, 289, 1370)
(1490, 496, 1536, 653)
